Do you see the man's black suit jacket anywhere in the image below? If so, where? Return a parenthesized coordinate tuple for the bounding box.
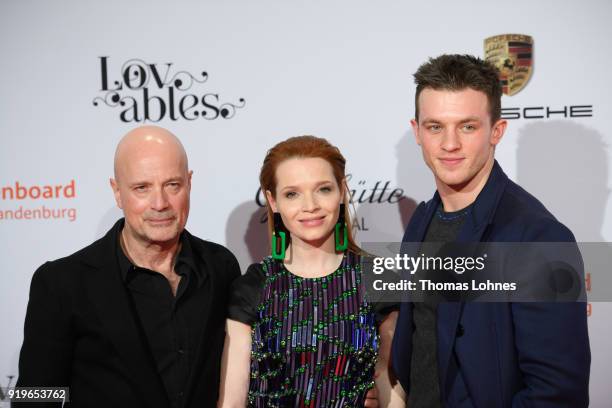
(17, 220, 241, 407)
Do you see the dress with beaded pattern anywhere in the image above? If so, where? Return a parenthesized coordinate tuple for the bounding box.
(228, 251, 394, 407)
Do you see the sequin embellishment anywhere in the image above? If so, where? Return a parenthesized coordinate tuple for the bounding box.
(248, 253, 378, 407)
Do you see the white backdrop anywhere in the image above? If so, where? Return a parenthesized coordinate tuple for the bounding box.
(1, 0, 610, 405)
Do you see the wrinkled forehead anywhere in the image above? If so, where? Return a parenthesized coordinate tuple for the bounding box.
(116, 142, 189, 182)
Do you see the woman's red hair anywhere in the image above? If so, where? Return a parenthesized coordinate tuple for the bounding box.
(259, 135, 360, 253)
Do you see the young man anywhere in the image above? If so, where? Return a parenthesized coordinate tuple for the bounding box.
(17, 126, 240, 407)
(392, 55, 590, 407)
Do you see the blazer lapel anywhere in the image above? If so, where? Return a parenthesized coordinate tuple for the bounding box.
(83, 224, 169, 408)
(403, 197, 440, 244)
(182, 233, 213, 403)
(437, 161, 509, 396)
(436, 212, 488, 397)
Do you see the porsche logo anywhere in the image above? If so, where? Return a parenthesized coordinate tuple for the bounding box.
(484, 34, 533, 96)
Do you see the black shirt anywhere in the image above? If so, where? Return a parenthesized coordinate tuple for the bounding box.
(116, 230, 204, 408)
(409, 203, 471, 408)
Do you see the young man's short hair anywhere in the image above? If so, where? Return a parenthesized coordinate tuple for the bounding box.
(414, 54, 502, 124)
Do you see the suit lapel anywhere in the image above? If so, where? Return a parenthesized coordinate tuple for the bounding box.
(436, 161, 509, 396)
(436, 216, 490, 395)
(83, 223, 169, 408)
(182, 233, 213, 403)
(403, 198, 439, 244)
(400, 199, 439, 307)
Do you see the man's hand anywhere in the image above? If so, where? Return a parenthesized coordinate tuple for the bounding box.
(364, 386, 379, 408)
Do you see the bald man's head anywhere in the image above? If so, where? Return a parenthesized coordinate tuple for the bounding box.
(110, 126, 193, 248)
(113, 125, 189, 182)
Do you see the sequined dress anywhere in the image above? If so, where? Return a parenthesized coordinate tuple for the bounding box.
(228, 252, 393, 407)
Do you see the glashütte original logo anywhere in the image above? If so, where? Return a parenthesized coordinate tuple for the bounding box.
(485, 34, 533, 96)
(93, 57, 246, 123)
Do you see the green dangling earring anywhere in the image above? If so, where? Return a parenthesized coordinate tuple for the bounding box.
(335, 203, 348, 251)
(271, 212, 287, 260)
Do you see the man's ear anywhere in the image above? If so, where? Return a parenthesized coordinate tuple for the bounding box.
(411, 119, 421, 145)
(187, 170, 193, 191)
(490, 119, 507, 146)
(265, 190, 278, 212)
(110, 178, 123, 209)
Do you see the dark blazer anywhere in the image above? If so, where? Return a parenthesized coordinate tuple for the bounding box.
(392, 161, 590, 407)
(17, 219, 240, 408)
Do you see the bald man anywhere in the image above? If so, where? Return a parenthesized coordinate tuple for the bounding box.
(16, 126, 240, 408)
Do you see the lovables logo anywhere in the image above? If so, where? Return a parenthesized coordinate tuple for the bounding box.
(92, 57, 246, 123)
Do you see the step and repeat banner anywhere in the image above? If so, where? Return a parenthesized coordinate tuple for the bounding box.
(1, 0, 610, 405)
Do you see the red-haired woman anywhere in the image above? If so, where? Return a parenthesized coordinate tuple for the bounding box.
(218, 136, 405, 407)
